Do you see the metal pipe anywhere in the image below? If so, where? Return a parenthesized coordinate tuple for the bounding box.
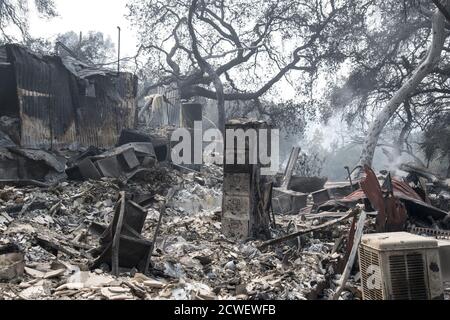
(54, 41, 81, 61)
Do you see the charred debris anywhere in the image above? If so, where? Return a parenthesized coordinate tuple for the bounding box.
(0, 45, 450, 301)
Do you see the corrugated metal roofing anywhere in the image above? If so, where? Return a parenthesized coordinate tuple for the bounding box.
(334, 178, 448, 220)
(62, 56, 116, 79)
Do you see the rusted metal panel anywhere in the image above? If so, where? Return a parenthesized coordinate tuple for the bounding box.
(360, 166, 407, 232)
(318, 168, 448, 222)
(339, 181, 432, 204)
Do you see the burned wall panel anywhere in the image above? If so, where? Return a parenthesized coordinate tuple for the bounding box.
(46, 57, 78, 149)
(0, 62, 19, 119)
(76, 96, 101, 148)
(115, 73, 138, 130)
(15, 52, 53, 149)
(8, 45, 78, 149)
(0, 47, 7, 62)
(0, 53, 20, 145)
(75, 74, 137, 148)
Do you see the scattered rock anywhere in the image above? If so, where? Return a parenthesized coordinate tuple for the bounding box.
(224, 261, 236, 271)
(19, 283, 50, 300)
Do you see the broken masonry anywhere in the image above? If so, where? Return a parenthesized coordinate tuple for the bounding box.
(221, 119, 272, 241)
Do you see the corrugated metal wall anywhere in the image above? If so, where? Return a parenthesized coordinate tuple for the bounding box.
(8, 45, 77, 149)
(74, 74, 137, 148)
(157, 83, 181, 127)
(3, 45, 137, 150)
(0, 47, 7, 62)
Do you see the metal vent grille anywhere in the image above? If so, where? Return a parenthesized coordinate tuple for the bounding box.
(389, 253, 428, 300)
(360, 246, 383, 300)
(410, 227, 450, 240)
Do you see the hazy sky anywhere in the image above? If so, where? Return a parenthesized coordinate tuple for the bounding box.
(29, 0, 138, 57)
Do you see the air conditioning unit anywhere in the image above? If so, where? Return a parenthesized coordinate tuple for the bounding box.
(359, 232, 444, 300)
(438, 240, 450, 283)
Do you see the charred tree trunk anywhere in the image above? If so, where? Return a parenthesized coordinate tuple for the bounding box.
(187, 0, 226, 133)
(394, 101, 413, 160)
(355, 3, 449, 177)
(206, 71, 226, 133)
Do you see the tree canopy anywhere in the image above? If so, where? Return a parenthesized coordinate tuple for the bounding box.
(0, 0, 57, 42)
(329, 1, 450, 170)
(55, 31, 116, 65)
(126, 0, 450, 173)
(127, 0, 369, 101)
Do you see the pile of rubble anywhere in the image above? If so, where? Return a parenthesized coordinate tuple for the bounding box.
(0, 159, 356, 300)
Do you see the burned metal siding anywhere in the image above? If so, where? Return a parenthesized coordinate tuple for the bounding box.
(7, 45, 77, 149)
(75, 73, 137, 148)
(0, 47, 7, 62)
(116, 72, 138, 130)
(48, 57, 79, 149)
(0, 47, 19, 119)
(2, 45, 137, 150)
(155, 83, 181, 127)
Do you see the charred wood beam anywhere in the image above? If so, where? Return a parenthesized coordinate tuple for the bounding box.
(144, 188, 177, 274)
(111, 192, 126, 276)
(281, 147, 301, 190)
(259, 209, 359, 250)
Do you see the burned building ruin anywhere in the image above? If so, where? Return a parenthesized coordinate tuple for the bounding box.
(0, 44, 137, 150)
